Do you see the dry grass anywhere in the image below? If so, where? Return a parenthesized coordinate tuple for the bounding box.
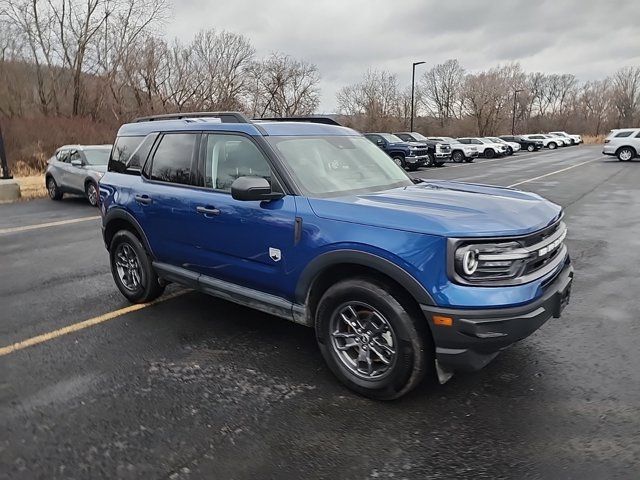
(15, 175, 47, 200)
(582, 135, 605, 145)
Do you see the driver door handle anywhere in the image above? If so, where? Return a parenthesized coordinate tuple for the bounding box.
(134, 194, 152, 205)
(196, 205, 220, 216)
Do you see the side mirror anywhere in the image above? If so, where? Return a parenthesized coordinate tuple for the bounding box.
(231, 176, 283, 202)
(376, 139, 384, 146)
(70, 159, 83, 167)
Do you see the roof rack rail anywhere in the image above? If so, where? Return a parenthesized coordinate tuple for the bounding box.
(133, 111, 251, 123)
(255, 116, 342, 126)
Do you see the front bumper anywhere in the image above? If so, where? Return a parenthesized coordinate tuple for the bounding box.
(406, 154, 428, 165)
(421, 262, 573, 371)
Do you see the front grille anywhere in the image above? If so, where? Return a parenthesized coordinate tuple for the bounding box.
(437, 144, 451, 153)
(412, 149, 429, 156)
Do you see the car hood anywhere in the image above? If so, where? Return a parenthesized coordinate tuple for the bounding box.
(308, 180, 562, 237)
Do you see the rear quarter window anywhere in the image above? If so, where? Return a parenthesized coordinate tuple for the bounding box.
(108, 135, 144, 173)
(614, 131, 632, 138)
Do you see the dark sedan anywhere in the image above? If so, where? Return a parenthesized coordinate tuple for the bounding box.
(500, 135, 543, 152)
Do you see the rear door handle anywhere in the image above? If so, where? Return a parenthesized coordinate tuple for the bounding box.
(135, 194, 152, 205)
(196, 205, 220, 216)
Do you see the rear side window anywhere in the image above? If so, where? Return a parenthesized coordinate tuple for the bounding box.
(615, 131, 633, 138)
(149, 133, 198, 185)
(109, 136, 144, 173)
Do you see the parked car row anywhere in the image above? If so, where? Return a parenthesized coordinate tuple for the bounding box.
(362, 130, 583, 170)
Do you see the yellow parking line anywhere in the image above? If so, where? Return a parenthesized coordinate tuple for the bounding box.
(0, 216, 101, 235)
(508, 159, 597, 188)
(0, 290, 189, 357)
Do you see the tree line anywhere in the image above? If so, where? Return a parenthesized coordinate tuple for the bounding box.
(0, 0, 638, 165)
(0, 0, 320, 122)
(337, 60, 640, 136)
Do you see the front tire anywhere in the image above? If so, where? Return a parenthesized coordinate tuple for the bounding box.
(392, 155, 406, 169)
(484, 148, 495, 159)
(109, 230, 165, 303)
(506, 147, 513, 155)
(47, 176, 63, 201)
(426, 153, 435, 167)
(548, 142, 557, 150)
(452, 151, 464, 163)
(315, 277, 432, 400)
(527, 144, 535, 152)
(617, 147, 635, 161)
(85, 181, 99, 207)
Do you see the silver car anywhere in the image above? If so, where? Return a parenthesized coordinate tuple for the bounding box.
(603, 128, 640, 161)
(45, 144, 112, 206)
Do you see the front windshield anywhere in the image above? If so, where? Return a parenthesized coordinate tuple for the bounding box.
(488, 137, 504, 143)
(83, 148, 111, 165)
(409, 132, 428, 141)
(267, 136, 413, 197)
(478, 138, 494, 144)
(379, 133, 403, 143)
(432, 136, 457, 143)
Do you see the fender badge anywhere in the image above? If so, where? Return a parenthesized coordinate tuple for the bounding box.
(269, 247, 282, 262)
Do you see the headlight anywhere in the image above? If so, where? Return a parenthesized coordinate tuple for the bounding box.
(450, 222, 568, 285)
(454, 241, 525, 282)
(409, 146, 419, 150)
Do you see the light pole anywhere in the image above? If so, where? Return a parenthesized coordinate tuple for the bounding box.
(0, 120, 12, 180)
(410, 61, 426, 132)
(511, 88, 522, 135)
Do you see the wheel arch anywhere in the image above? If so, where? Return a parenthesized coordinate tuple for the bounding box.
(103, 208, 154, 257)
(295, 250, 435, 325)
(616, 145, 637, 157)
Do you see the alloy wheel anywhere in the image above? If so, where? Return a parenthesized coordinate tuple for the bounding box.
(87, 183, 98, 206)
(619, 149, 633, 161)
(114, 243, 143, 291)
(330, 302, 397, 380)
(48, 179, 57, 198)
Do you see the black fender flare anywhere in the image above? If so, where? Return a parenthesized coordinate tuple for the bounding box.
(102, 208, 155, 257)
(294, 249, 435, 306)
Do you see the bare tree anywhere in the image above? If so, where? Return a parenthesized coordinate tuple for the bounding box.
(419, 59, 464, 127)
(611, 66, 640, 127)
(248, 53, 320, 117)
(581, 79, 611, 135)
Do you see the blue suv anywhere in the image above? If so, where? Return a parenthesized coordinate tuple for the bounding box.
(100, 112, 573, 400)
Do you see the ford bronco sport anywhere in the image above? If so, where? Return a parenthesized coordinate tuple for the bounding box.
(100, 112, 573, 400)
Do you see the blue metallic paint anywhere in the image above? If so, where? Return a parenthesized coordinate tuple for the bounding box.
(101, 119, 566, 315)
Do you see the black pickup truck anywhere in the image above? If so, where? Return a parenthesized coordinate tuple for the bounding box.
(394, 132, 451, 166)
(363, 133, 431, 170)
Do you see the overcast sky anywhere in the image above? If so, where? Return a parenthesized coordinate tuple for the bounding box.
(166, 0, 640, 112)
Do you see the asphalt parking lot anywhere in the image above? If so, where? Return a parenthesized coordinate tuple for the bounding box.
(1, 145, 639, 479)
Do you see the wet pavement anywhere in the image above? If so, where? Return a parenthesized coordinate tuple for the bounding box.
(1, 145, 638, 479)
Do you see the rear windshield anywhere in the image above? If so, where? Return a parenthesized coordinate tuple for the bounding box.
(84, 148, 111, 165)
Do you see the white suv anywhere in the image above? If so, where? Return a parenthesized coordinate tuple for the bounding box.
(521, 134, 562, 150)
(549, 131, 582, 145)
(603, 128, 640, 161)
(457, 137, 508, 158)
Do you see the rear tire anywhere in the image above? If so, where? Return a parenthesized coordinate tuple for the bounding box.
(85, 181, 99, 207)
(484, 148, 495, 159)
(47, 176, 63, 201)
(109, 230, 165, 303)
(315, 277, 432, 400)
(617, 147, 635, 162)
